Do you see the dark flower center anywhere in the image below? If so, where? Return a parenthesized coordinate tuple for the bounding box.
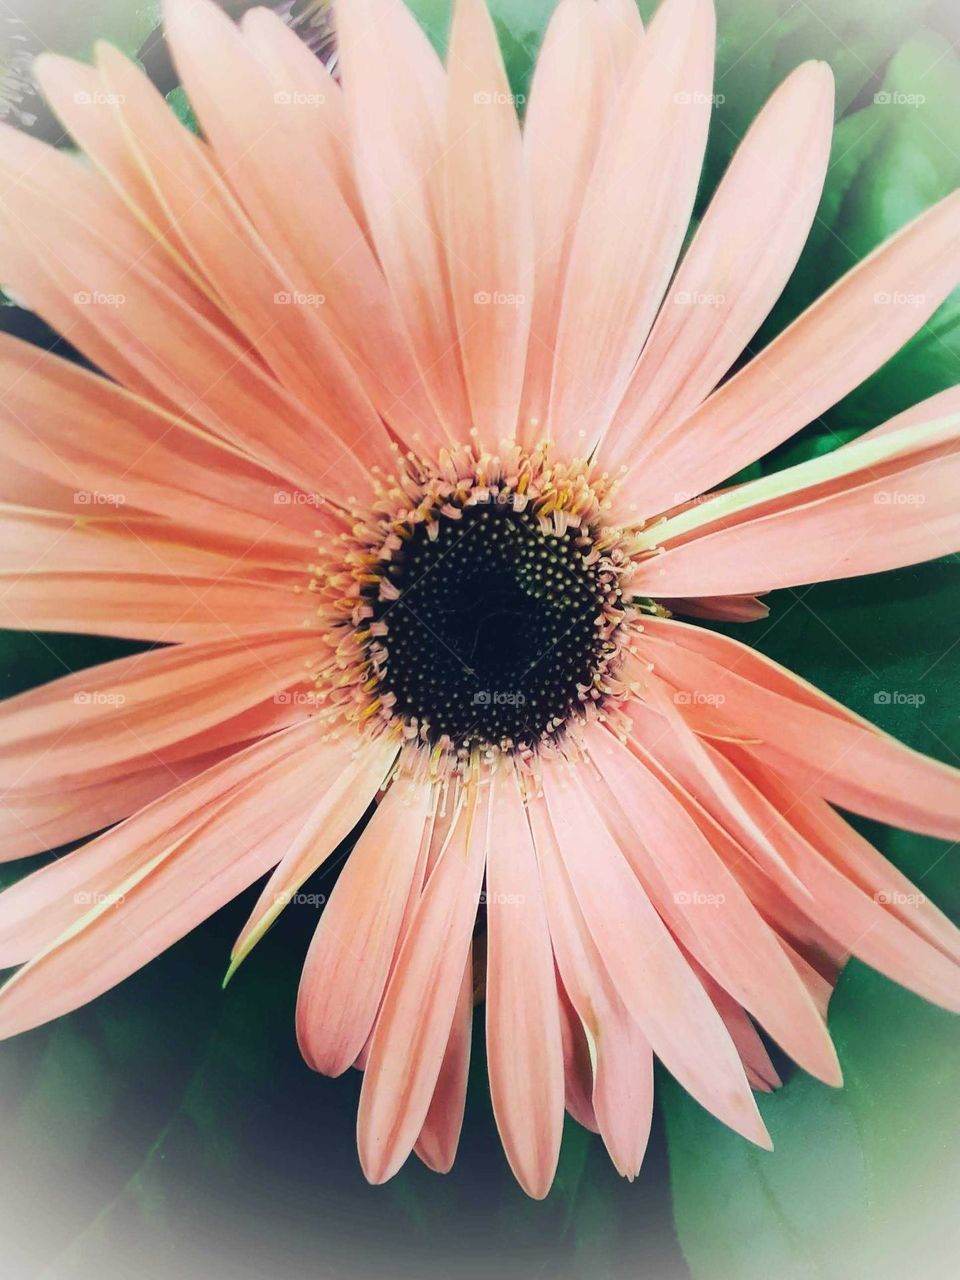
(370, 501, 612, 751)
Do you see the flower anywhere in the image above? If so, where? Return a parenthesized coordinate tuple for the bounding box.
(0, 0, 958, 1201)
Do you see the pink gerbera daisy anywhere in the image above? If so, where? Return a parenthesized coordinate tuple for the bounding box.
(0, 0, 959, 1200)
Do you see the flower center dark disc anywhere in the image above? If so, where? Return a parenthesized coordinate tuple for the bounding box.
(371, 502, 609, 751)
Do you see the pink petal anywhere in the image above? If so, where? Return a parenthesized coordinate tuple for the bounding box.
(0, 725, 331, 1035)
(638, 616, 960, 838)
(296, 777, 434, 1076)
(485, 771, 564, 1198)
(527, 792, 654, 1177)
(603, 60, 834, 475)
(0, 632, 318, 789)
(414, 946, 473, 1174)
(227, 735, 400, 975)
(519, 0, 615, 438)
(336, 0, 469, 442)
(357, 785, 487, 1184)
(632, 188, 960, 514)
(540, 762, 769, 1148)
(547, 0, 715, 454)
(586, 723, 840, 1084)
(443, 0, 532, 449)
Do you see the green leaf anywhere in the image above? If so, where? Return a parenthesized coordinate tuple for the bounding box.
(666, 964, 960, 1280)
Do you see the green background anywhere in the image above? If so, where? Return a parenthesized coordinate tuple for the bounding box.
(1, 1, 958, 1276)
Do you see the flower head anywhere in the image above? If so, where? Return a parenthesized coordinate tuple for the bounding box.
(0, 0, 958, 1199)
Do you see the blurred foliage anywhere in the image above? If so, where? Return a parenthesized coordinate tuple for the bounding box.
(0, 1, 959, 1277)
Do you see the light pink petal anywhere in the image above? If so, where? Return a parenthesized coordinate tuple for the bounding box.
(485, 772, 564, 1198)
(690, 957, 782, 1091)
(706, 746, 960, 1012)
(443, 0, 532, 449)
(357, 786, 487, 1184)
(547, 0, 715, 454)
(661, 595, 770, 623)
(336, 0, 468, 442)
(638, 616, 960, 839)
(603, 61, 834, 473)
(0, 724, 333, 1034)
(633, 419, 960, 597)
(0, 721, 324, 967)
(296, 777, 434, 1076)
(632, 189, 960, 515)
(540, 763, 770, 1148)
(164, 0, 441, 451)
(0, 632, 318, 789)
(0, 123, 375, 501)
(527, 792, 654, 1177)
(0, 571, 308, 644)
(586, 722, 840, 1084)
(0, 334, 323, 549)
(228, 734, 400, 975)
(414, 946, 473, 1174)
(555, 973, 599, 1133)
(519, 0, 613, 438)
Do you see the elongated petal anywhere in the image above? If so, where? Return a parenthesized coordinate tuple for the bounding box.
(415, 946, 473, 1173)
(556, 973, 599, 1132)
(638, 616, 960, 838)
(164, 0, 439, 450)
(707, 747, 960, 1011)
(357, 787, 487, 1184)
(632, 415, 960, 596)
(604, 60, 834, 473)
(443, 0, 532, 449)
(485, 772, 564, 1197)
(296, 777, 434, 1075)
(548, 0, 715, 453)
(528, 792, 655, 1177)
(336, 0, 468, 441)
(632, 189, 960, 514)
(519, 0, 612, 437)
(585, 723, 840, 1084)
(0, 632, 318, 789)
(0, 333, 322, 549)
(0, 726, 330, 1034)
(539, 768, 770, 1148)
(228, 735, 400, 975)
